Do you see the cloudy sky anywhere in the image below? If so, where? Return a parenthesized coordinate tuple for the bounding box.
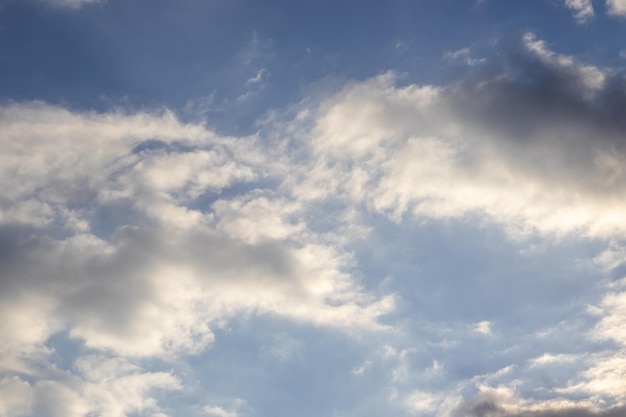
(4, 1, 626, 416)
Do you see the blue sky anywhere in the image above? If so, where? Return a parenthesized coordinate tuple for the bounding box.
(3, 1, 626, 417)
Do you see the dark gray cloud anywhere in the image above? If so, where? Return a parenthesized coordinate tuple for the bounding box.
(458, 392, 626, 417)
(446, 33, 626, 194)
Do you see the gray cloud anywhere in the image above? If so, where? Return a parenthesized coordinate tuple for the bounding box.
(446, 34, 626, 196)
(458, 392, 626, 417)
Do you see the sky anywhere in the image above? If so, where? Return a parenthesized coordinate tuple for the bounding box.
(4, 0, 626, 416)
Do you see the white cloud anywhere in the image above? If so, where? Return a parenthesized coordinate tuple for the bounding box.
(0, 377, 33, 417)
(256, 35, 626, 414)
(0, 100, 399, 415)
(0, 293, 60, 375)
(42, 0, 102, 8)
(26, 356, 180, 417)
(204, 405, 238, 417)
(406, 390, 439, 413)
(592, 279, 626, 348)
(351, 360, 371, 376)
(74, 356, 181, 417)
(281, 35, 626, 241)
(562, 0, 626, 20)
(606, 0, 626, 15)
(405, 390, 462, 417)
(444, 47, 486, 66)
(0, 102, 392, 362)
(528, 353, 581, 367)
(472, 321, 492, 335)
(246, 69, 267, 85)
(564, 0, 595, 23)
(567, 279, 626, 402)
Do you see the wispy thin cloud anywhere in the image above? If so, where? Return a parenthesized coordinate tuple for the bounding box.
(564, 0, 595, 23)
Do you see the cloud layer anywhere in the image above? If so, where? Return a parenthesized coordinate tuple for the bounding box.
(3, 32, 626, 417)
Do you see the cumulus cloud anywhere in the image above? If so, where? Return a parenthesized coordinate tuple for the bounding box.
(0, 102, 393, 415)
(0, 102, 391, 356)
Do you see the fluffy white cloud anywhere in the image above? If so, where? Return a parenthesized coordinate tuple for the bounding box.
(25, 356, 180, 417)
(0, 101, 394, 416)
(0, 102, 391, 361)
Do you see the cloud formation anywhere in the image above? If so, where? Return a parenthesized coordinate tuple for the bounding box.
(0, 102, 393, 416)
(285, 33, 626, 240)
(273, 32, 626, 415)
(3, 30, 626, 417)
(563, 0, 626, 18)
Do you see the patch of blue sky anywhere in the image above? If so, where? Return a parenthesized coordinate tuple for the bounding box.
(184, 315, 398, 417)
